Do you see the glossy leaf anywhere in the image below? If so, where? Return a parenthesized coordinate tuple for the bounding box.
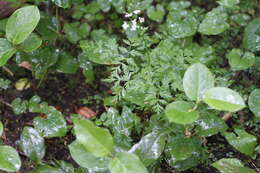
(11, 98, 28, 114)
(109, 152, 148, 173)
(73, 118, 114, 157)
(243, 18, 260, 52)
(129, 132, 165, 166)
(69, 140, 109, 171)
(6, 6, 40, 45)
(248, 89, 260, 121)
(224, 128, 257, 156)
(20, 127, 45, 162)
(212, 158, 256, 173)
(183, 63, 214, 101)
(0, 145, 21, 172)
(217, 0, 240, 8)
(28, 165, 65, 173)
(196, 113, 228, 137)
(199, 7, 229, 35)
(52, 0, 70, 8)
(0, 121, 3, 136)
(203, 87, 245, 112)
(0, 38, 16, 66)
(227, 49, 255, 70)
(18, 33, 42, 53)
(165, 101, 199, 125)
(33, 105, 67, 138)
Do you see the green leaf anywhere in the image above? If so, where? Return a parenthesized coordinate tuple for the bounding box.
(64, 22, 90, 44)
(0, 121, 3, 137)
(212, 158, 256, 173)
(33, 105, 67, 138)
(129, 132, 165, 166)
(224, 128, 257, 157)
(203, 87, 246, 112)
(6, 6, 40, 45)
(147, 5, 165, 22)
(166, 10, 198, 38)
(165, 101, 199, 125)
(52, 0, 70, 8)
(0, 78, 11, 90)
(69, 140, 109, 171)
(11, 98, 28, 115)
(109, 152, 148, 173)
(217, 0, 240, 8)
(17, 33, 42, 53)
(227, 49, 255, 71)
(0, 38, 16, 67)
(28, 165, 65, 173)
(248, 89, 260, 121)
(73, 118, 114, 157)
(196, 112, 228, 137)
(56, 51, 78, 74)
(0, 145, 21, 172)
(20, 127, 45, 162)
(165, 137, 207, 171)
(183, 63, 214, 101)
(243, 18, 260, 52)
(199, 7, 229, 35)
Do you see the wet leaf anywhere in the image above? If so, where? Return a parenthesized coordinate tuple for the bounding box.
(33, 105, 67, 138)
(73, 118, 114, 157)
(28, 165, 65, 173)
(76, 106, 96, 119)
(6, 6, 40, 44)
(109, 152, 148, 173)
(69, 140, 109, 171)
(165, 101, 199, 125)
(17, 33, 42, 53)
(199, 7, 229, 35)
(20, 127, 45, 162)
(11, 98, 28, 114)
(227, 49, 255, 71)
(203, 87, 245, 112)
(224, 128, 257, 157)
(217, 0, 240, 9)
(0, 145, 21, 172)
(52, 0, 70, 8)
(64, 22, 90, 44)
(248, 89, 260, 121)
(129, 131, 165, 166)
(196, 113, 228, 137)
(243, 18, 260, 52)
(147, 4, 165, 22)
(0, 38, 16, 66)
(212, 158, 256, 173)
(183, 63, 214, 101)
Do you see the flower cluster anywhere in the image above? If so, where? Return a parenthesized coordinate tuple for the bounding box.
(122, 10, 145, 31)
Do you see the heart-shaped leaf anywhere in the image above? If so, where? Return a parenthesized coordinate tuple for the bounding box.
(203, 87, 245, 112)
(109, 152, 148, 173)
(20, 127, 45, 162)
(6, 6, 40, 45)
(227, 49, 255, 70)
(73, 118, 114, 157)
(183, 63, 214, 101)
(165, 101, 199, 124)
(0, 145, 21, 172)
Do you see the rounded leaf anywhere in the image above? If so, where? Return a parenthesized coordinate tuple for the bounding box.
(6, 6, 40, 45)
(165, 101, 200, 124)
(203, 87, 245, 112)
(248, 89, 260, 121)
(183, 63, 214, 101)
(73, 118, 114, 157)
(0, 145, 21, 172)
(0, 38, 16, 67)
(20, 127, 45, 162)
(109, 152, 148, 173)
(18, 33, 42, 53)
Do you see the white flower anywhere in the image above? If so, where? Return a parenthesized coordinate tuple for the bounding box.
(139, 17, 145, 23)
(125, 13, 133, 17)
(131, 19, 138, 31)
(122, 22, 129, 30)
(133, 10, 141, 14)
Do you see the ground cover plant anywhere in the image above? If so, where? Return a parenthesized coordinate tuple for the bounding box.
(0, 0, 259, 172)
